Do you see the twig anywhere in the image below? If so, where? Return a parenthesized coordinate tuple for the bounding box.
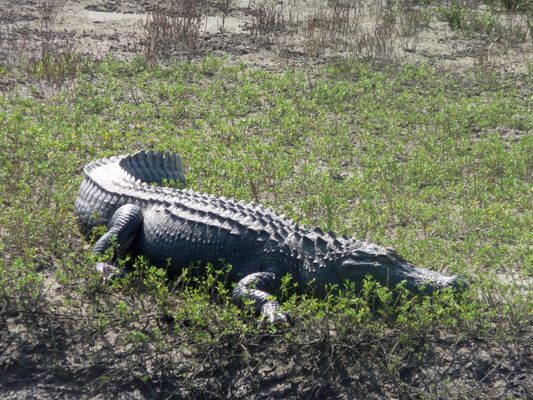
(487, 36, 500, 64)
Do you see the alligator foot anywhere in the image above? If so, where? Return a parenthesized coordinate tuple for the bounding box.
(260, 304, 293, 326)
(232, 272, 293, 325)
(96, 261, 128, 281)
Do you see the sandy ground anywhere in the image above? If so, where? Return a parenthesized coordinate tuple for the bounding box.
(1, 0, 532, 74)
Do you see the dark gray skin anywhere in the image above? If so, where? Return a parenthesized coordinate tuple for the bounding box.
(75, 150, 469, 323)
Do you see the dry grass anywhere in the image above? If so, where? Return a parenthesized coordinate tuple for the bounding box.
(133, 0, 207, 64)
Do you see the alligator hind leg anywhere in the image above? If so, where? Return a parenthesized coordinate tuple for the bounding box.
(92, 204, 143, 280)
(232, 272, 293, 324)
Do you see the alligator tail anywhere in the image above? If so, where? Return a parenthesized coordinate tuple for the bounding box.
(118, 150, 187, 188)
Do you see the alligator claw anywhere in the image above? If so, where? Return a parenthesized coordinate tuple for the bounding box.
(259, 308, 293, 327)
(96, 262, 126, 281)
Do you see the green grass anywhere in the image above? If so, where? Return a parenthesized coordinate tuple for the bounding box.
(436, 0, 532, 41)
(1, 55, 533, 397)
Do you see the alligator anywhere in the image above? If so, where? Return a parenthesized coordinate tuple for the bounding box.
(75, 150, 469, 323)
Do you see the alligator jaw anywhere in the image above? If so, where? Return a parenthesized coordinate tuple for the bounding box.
(338, 257, 469, 296)
(393, 266, 470, 295)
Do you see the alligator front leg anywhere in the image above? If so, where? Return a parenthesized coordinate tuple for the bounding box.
(232, 272, 292, 324)
(92, 204, 143, 279)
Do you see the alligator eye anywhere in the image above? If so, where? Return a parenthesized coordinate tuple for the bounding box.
(376, 254, 390, 262)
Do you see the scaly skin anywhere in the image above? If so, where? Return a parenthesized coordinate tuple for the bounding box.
(75, 150, 469, 323)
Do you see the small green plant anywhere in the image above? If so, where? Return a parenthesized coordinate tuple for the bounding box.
(142, 261, 172, 315)
(439, 2, 466, 30)
(155, 178, 186, 189)
(471, 10, 500, 35)
(321, 194, 334, 231)
(0, 255, 46, 312)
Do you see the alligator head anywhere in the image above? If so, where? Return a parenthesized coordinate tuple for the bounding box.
(336, 244, 469, 296)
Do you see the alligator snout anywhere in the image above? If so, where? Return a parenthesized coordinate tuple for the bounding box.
(339, 256, 469, 297)
(400, 268, 469, 295)
(448, 275, 470, 291)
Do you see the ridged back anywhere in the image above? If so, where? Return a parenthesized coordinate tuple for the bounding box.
(75, 150, 378, 271)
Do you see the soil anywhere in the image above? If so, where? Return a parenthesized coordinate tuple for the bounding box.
(1, 0, 533, 399)
(1, 0, 532, 76)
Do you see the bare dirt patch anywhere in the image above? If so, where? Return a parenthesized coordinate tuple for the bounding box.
(1, 0, 532, 77)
